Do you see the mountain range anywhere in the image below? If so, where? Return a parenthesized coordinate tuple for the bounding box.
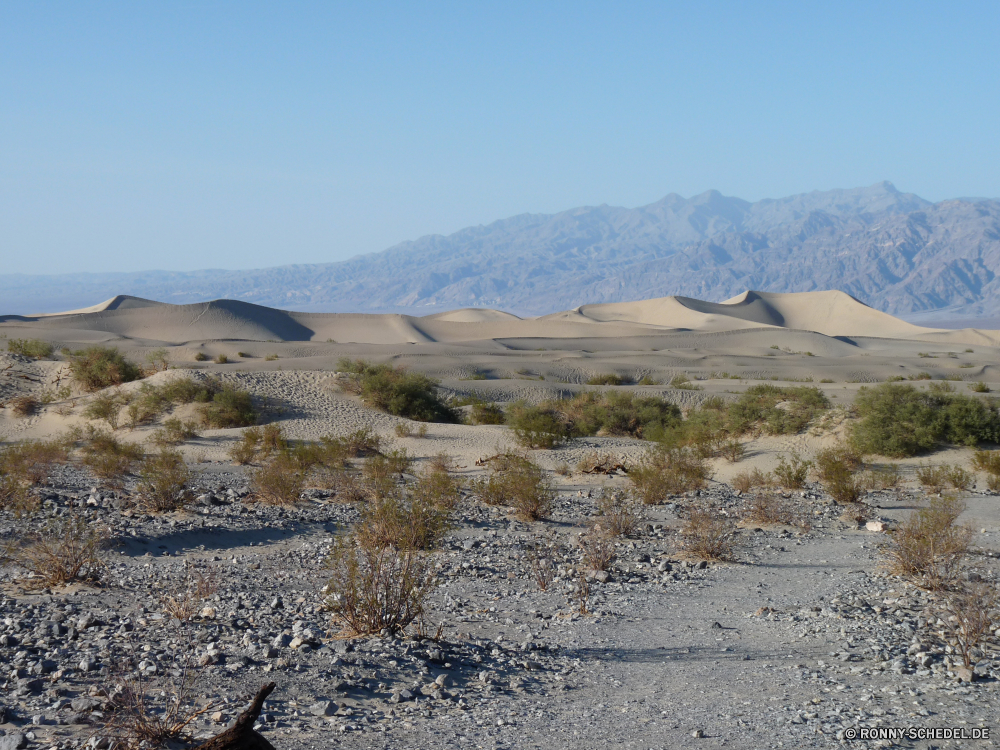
(4, 181, 1000, 321)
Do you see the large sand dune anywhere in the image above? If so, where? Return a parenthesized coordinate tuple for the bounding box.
(3, 289, 996, 346)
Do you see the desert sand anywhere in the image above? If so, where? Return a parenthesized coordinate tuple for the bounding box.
(2, 289, 999, 749)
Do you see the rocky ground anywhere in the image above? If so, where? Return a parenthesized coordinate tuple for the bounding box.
(1, 459, 999, 750)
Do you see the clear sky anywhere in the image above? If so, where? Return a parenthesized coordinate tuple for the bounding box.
(2, 1, 999, 275)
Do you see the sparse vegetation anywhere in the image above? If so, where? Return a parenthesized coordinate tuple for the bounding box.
(250, 453, 307, 504)
(10, 395, 39, 417)
(773, 452, 811, 488)
(933, 582, 1000, 670)
(136, 449, 192, 512)
(214, 353, 229, 364)
(742, 492, 808, 529)
(814, 443, 865, 503)
(8, 516, 107, 586)
(883, 494, 971, 589)
(199, 383, 257, 428)
(594, 489, 643, 536)
(586, 373, 625, 386)
(970, 381, 991, 393)
(7, 338, 54, 358)
(194, 352, 208, 361)
(472, 453, 554, 521)
(670, 373, 700, 390)
(506, 402, 568, 448)
(159, 565, 218, 621)
(579, 526, 617, 572)
(732, 467, 773, 494)
(681, 506, 738, 560)
(77, 428, 145, 485)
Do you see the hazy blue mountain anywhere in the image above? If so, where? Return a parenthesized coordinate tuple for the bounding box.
(4, 181, 1000, 320)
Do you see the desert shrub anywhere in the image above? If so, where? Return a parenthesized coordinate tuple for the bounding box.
(151, 417, 199, 447)
(339, 427, 384, 457)
(7, 338, 53, 358)
(972, 449, 1000, 492)
(10, 395, 39, 417)
(193, 352, 208, 361)
(0, 439, 68, 485)
(883, 494, 972, 588)
(813, 443, 864, 503)
(628, 447, 712, 504)
(79, 429, 145, 485)
(158, 376, 218, 404)
(742, 493, 808, 529)
(472, 453, 554, 521)
(506, 402, 567, 448)
(469, 400, 506, 425)
(670, 374, 700, 390)
(727, 384, 830, 435)
(137, 450, 191, 512)
(595, 490, 643, 536)
(338, 359, 457, 422)
(556, 391, 682, 440)
(9, 516, 106, 586)
(933, 581, 1000, 669)
(159, 565, 218, 621)
(258, 424, 286, 457)
(732, 467, 773, 494)
(69, 346, 143, 390)
(720, 439, 746, 463)
(214, 353, 229, 364)
(250, 453, 306, 505)
(681, 507, 738, 560)
(394, 423, 412, 438)
(84, 389, 129, 430)
(579, 527, 616, 571)
(586, 373, 625, 386)
(969, 381, 991, 393)
(773, 452, 811, 488)
(637, 374, 662, 385)
(324, 534, 436, 636)
(199, 384, 257, 428)
(859, 464, 902, 491)
(411, 466, 462, 511)
(265, 353, 279, 361)
(916, 463, 972, 491)
(228, 426, 262, 464)
(358, 493, 451, 552)
(0, 474, 34, 515)
(851, 382, 1000, 456)
(145, 348, 170, 372)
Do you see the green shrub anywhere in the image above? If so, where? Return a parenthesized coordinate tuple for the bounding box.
(850, 382, 1000, 456)
(69, 346, 143, 391)
(145, 348, 170, 372)
(7, 338, 54, 358)
(506, 403, 567, 449)
(970, 381, 991, 393)
(338, 359, 456, 422)
(814, 443, 864, 503)
(78, 429, 145, 486)
(193, 352, 208, 362)
(556, 391, 682, 440)
(214, 354, 229, 364)
(251, 453, 306, 504)
(628, 447, 712, 504)
(670, 374, 701, 390)
(586, 373, 625, 386)
(884, 494, 971, 589)
(151, 418, 199, 447)
(773, 452, 811, 489)
(199, 385, 257, 428)
(137, 450, 191, 512)
(469, 399, 506, 425)
(83, 390, 129, 430)
(726, 385, 830, 435)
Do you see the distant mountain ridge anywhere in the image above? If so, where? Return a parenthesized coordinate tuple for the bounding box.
(4, 181, 1000, 318)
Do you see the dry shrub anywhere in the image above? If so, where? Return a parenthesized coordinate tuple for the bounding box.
(137, 450, 192, 512)
(732, 467, 773, 494)
(394, 423, 412, 438)
(69, 346, 143, 391)
(681, 506, 738, 560)
(840, 502, 872, 527)
(228, 426, 262, 464)
(720, 439, 746, 463)
(79, 429, 145, 486)
(814, 443, 863, 503)
(412, 466, 463, 511)
(933, 581, 1000, 669)
(7, 338, 53, 358)
(472, 453, 554, 521)
(595, 489, 643, 536)
(628, 447, 712, 504)
(198, 384, 257, 428)
(84, 390, 129, 429)
(773, 452, 811, 488)
(250, 453, 306, 505)
(859, 463, 902, 491)
(259, 424, 286, 457)
(527, 535, 559, 591)
(151, 417, 199, 447)
(579, 527, 616, 572)
(972, 449, 1000, 492)
(10, 395, 39, 417)
(357, 493, 451, 551)
(160, 565, 218, 621)
(325, 470, 371, 503)
(101, 667, 218, 750)
(0, 438, 68, 485)
(883, 494, 972, 589)
(742, 492, 808, 529)
(362, 452, 410, 499)
(916, 463, 973, 492)
(10, 516, 107, 586)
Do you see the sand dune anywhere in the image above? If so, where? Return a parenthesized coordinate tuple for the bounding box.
(3, 289, 998, 346)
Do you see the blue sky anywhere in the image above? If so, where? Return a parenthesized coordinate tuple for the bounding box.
(2, 1, 999, 275)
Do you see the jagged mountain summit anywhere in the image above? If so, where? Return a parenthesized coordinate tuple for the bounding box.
(3, 181, 999, 318)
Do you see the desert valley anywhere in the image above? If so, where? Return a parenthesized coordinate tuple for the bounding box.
(0, 289, 998, 749)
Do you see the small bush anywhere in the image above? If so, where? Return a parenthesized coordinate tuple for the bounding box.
(670, 374, 700, 390)
(934, 581, 1000, 669)
(9, 516, 106, 586)
(394, 423, 412, 438)
(727, 384, 830, 435)
(681, 507, 738, 560)
(84, 389, 128, 430)
(151, 417, 199, 447)
(79, 429, 145, 485)
(628, 447, 712, 504)
(199, 385, 257, 428)
(773, 453, 811, 489)
(144, 348, 170, 372)
(324, 534, 436, 636)
(883, 493, 971, 588)
(720, 439, 746, 463)
(411, 465, 463, 511)
(357, 493, 451, 552)
(137, 450, 191, 512)
(917, 463, 972, 491)
(554, 391, 682, 440)
(579, 527, 616, 572)
(70, 346, 143, 391)
(265, 353, 280, 361)
(507, 402, 567, 449)
(251, 453, 306, 505)
(338, 358, 457, 422)
(469, 400, 506, 425)
(742, 492, 809, 529)
(10, 395, 39, 417)
(595, 490, 643, 536)
(814, 443, 864, 503)
(969, 381, 991, 393)
(0, 439, 68, 485)
(732, 467, 773, 494)
(472, 453, 554, 521)
(859, 464, 902, 491)
(214, 354, 229, 364)
(339, 427, 383, 457)
(160, 565, 218, 621)
(586, 373, 625, 386)
(228, 427, 262, 464)
(193, 352, 208, 362)
(7, 338, 54, 358)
